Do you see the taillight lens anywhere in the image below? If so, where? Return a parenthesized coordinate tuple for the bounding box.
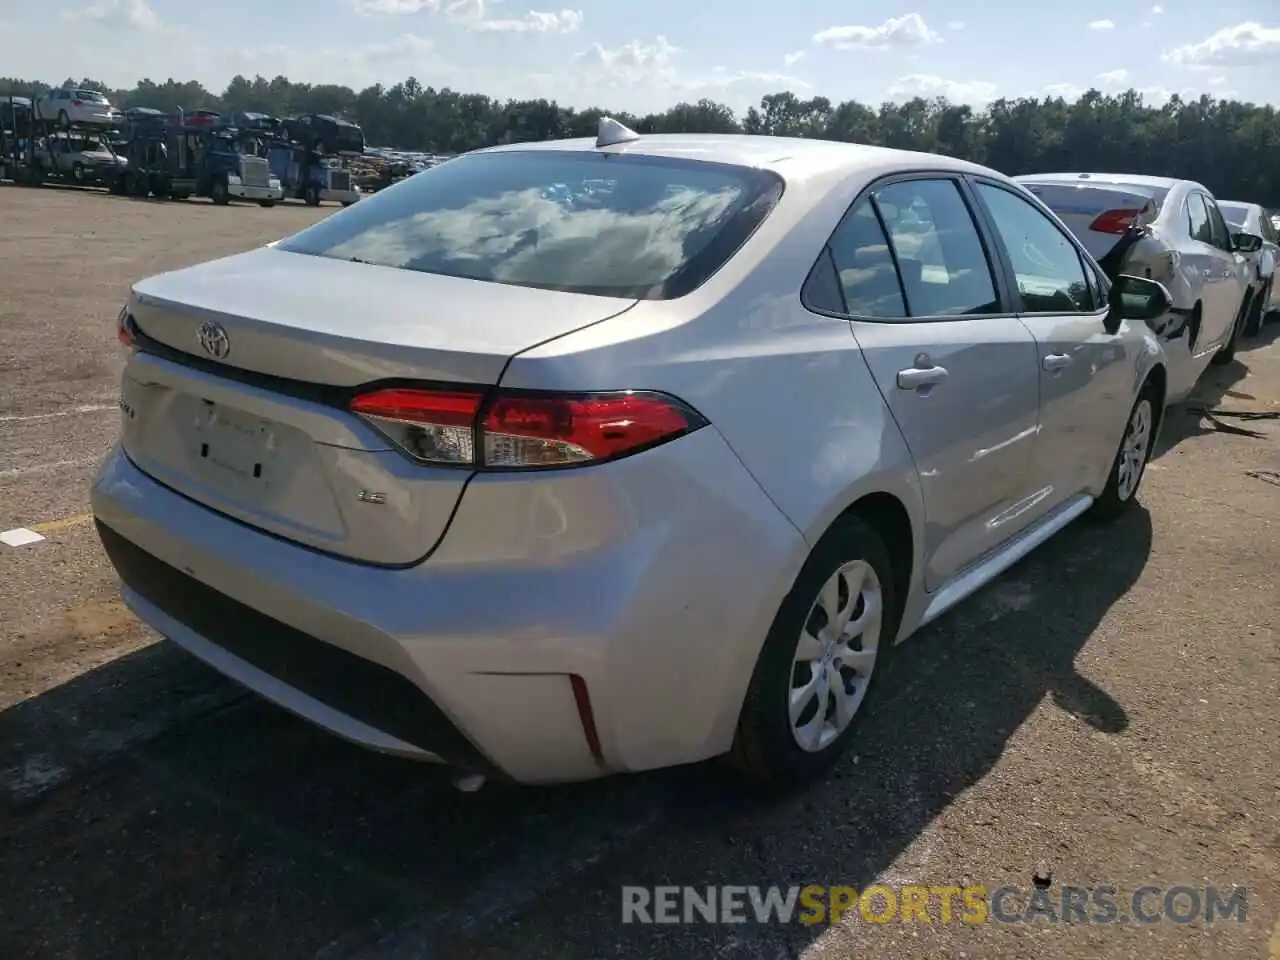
(117, 306, 135, 348)
(1089, 208, 1142, 235)
(349, 387, 707, 470)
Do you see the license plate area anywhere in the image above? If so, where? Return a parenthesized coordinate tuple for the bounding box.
(190, 401, 277, 484)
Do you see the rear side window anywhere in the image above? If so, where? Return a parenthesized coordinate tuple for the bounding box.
(874, 179, 1000, 316)
(826, 201, 907, 318)
(975, 182, 1095, 312)
(275, 150, 784, 300)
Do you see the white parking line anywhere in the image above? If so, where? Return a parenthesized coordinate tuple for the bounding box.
(0, 403, 116, 424)
(0, 528, 46, 547)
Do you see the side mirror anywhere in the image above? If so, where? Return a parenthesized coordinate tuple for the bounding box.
(1107, 274, 1174, 326)
(1232, 232, 1263, 254)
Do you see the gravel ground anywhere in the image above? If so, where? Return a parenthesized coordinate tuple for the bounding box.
(0, 186, 1276, 960)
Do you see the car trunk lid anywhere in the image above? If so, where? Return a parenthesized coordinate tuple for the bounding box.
(1019, 181, 1162, 265)
(121, 246, 637, 564)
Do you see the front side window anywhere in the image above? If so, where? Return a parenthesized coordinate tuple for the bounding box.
(975, 182, 1094, 312)
(873, 178, 1000, 316)
(1186, 193, 1213, 245)
(1202, 198, 1233, 251)
(274, 150, 784, 300)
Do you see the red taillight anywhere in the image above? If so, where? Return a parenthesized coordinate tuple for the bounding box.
(1089, 208, 1142, 235)
(72, 100, 83, 107)
(117, 307, 135, 348)
(348, 387, 706, 469)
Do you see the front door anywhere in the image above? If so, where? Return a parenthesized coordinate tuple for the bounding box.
(971, 179, 1137, 505)
(826, 177, 1043, 591)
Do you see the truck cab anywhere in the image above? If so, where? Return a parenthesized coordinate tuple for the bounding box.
(115, 120, 283, 205)
(266, 113, 364, 206)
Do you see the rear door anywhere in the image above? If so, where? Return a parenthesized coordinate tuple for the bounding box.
(970, 179, 1136, 506)
(815, 175, 1042, 591)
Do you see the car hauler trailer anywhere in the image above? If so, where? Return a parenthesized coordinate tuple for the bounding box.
(1, 94, 126, 187)
(110, 113, 283, 205)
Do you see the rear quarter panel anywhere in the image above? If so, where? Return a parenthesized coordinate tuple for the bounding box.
(499, 157, 930, 629)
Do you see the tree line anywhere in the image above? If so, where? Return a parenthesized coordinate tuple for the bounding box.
(2, 74, 1277, 206)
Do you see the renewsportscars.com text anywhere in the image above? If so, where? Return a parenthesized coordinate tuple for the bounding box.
(621, 884, 1248, 926)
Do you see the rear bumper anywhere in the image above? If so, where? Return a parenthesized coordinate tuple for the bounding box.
(90, 430, 804, 784)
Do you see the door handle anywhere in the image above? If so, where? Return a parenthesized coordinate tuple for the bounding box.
(1042, 353, 1073, 371)
(896, 364, 949, 390)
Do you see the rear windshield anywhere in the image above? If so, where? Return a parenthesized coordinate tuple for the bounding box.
(75, 90, 108, 102)
(275, 150, 784, 300)
(1217, 202, 1249, 228)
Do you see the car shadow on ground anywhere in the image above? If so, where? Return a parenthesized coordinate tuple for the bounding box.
(0, 508, 1152, 959)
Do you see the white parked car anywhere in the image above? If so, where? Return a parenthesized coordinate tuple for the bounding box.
(33, 87, 120, 128)
(1016, 173, 1263, 397)
(1217, 200, 1279, 333)
(94, 125, 1176, 787)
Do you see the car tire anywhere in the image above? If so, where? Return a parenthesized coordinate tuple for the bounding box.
(1211, 292, 1250, 366)
(304, 184, 321, 207)
(1088, 381, 1159, 523)
(210, 178, 230, 206)
(57, 109, 70, 130)
(729, 515, 901, 786)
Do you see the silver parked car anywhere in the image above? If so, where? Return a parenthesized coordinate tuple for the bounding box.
(1217, 200, 1279, 334)
(1015, 173, 1264, 398)
(93, 125, 1175, 787)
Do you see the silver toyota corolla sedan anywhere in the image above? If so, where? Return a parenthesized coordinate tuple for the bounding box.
(92, 121, 1175, 787)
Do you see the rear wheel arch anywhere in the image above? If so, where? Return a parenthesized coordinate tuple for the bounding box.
(833, 491, 914, 624)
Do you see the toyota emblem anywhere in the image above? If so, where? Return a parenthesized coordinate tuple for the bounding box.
(198, 320, 231, 359)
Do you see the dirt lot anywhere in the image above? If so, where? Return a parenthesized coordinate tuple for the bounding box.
(0, 185, 1277, 960)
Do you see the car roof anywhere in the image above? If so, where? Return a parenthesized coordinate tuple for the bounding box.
(475, 132, 997, 182)
(1014, 171, 1201, 192)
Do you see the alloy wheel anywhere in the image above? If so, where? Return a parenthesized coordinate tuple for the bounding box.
(1116, 398, 1153, 501)
(788, 560, 883, 752)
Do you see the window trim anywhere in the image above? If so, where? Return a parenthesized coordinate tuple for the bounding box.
(800, 169, 1016, 325)
(964, 175, 1110, 317)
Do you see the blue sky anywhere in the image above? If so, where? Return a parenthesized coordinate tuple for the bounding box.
(4, 0, 1277, 113)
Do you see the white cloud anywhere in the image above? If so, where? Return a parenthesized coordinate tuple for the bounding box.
(356, 0, 580, 33)
(1044, 83, 1083, 99)
(1150, 4, 1163, 13)
(1096, 68, 1129, 87)
(471, 9, 582, 32)
(885, 73, 996, 105)
(572, 36, 809, 100)
(1088, 20, 1114, 31)
(63, 0, 161, 31)
(813, 13, 941, 50)
(354, 0, 439, 14)
(784, 50, 805, 65)
(1164, 22, 1280, 67)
